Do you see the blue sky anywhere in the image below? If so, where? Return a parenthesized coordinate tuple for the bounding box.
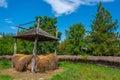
(0, 0, 120, 41)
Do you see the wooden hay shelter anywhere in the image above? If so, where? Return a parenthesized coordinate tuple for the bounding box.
(12, 18, 59, 73)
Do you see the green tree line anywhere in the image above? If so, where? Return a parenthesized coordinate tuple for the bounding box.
(59, 2, 120, 56)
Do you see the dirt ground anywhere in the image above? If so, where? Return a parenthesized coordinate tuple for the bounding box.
(0, 68, 64, 80)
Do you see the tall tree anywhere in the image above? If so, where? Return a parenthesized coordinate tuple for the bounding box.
(59, 23, 86, 55)
(88, 2, 120, 56)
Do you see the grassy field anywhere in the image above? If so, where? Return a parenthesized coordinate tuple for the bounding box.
(0, 59, 11, 69)
(0, 59, 120, 80)
(50, 62, 120, 80)
(0, 75, 13, 80)
(0, 59, 13, 80)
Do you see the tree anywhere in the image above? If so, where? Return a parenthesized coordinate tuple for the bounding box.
(21, 16, 61, 54)
(0, 33, 14, 55)
(59, 23, 86, 55)
(87, 2, 120, 56)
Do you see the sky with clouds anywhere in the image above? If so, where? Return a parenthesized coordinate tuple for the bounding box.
(0, 0, 120, 40)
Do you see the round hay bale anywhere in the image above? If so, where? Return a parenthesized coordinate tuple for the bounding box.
(12, 54, 25, 68)
(36, 53, 58, 72)
(12, 54, 32, 72)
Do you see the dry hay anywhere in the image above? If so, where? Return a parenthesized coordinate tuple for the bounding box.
(12, 54, 32, 71)
(36, 53, 58, 72)
(12, 53, 58, 73)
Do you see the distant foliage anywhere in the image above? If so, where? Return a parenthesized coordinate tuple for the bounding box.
(0, 33, 14, 55)
(59, 23, 86, 55)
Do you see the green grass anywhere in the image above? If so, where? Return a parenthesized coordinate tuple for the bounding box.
(0, 59, 13, 80)
(0, 75, 13, 80)
(0, 59, 120, 80)
(0, 59, 11, 69)
(50, 62, 120, 80)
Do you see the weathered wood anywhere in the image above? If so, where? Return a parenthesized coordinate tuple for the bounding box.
(31, 18, 40, 73)
(14, 25, 19, 55)
(13, 25, 19, 68)
(19, 26, 29, 30)
(31, 37, 38, 73)
(14, 41, 17, 54)
(19, 21, 36, 26)
(55, 28, 58, 55)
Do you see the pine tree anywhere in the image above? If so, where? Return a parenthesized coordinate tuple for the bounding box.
(88, 2, 120, 56)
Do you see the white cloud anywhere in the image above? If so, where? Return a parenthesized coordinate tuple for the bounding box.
(44, 0, 114, 17)
(10, 26, 16, 30)
(4, 19, 13, 24)
(0, 0, 7, 8)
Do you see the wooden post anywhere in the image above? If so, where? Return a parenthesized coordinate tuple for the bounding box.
(14, 25, 19, 55)
(31, 37, 38, 73)
(31, 18, 40, 73)
(55, 28, 58, 55)
(13, 25, 19, 68)
(14, 41, 17, 54)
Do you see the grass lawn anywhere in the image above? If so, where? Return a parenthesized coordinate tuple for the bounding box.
(50, 62, 120, 80)
(0, 59, 120, 80)
(0, 59, 13, 80)
(0, 75, 13, 80)
(0, 59, 12, 69)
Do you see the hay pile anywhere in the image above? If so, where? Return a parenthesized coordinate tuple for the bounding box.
(36, 53, 58, 72)
(12, 54, 32, 71)
(12, 53, 58, 72)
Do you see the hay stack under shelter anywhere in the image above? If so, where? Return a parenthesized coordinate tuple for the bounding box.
(12, 54, 32, 71)
(12, 53, 58, 72)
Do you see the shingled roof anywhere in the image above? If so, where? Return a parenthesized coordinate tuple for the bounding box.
(13, 28, 58, 41)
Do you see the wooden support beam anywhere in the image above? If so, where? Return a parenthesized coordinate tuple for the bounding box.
(19, 26, 29, 30)
(14, 41, 17, 54)
(19, 21, 36, 26)
(31, 37, 38, 73)
(55, 28, 58, 55)
(14, 25, 19, 55)
(13, 25, 19, 68)
(31, 18, 40, 73)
